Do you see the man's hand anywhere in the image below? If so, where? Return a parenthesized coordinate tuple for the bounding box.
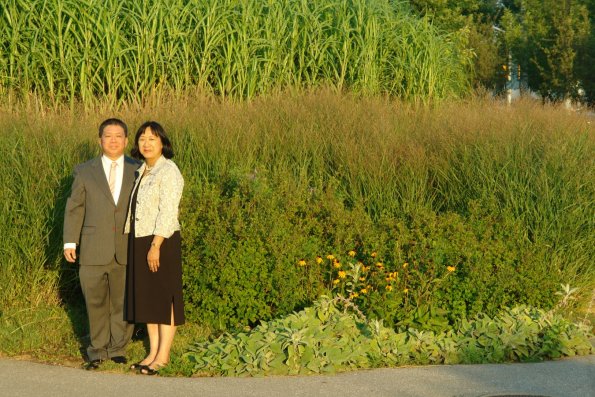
(64, 248, 77, 263)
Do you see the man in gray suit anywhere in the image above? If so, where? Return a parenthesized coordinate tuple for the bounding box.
(63, 118, 139, 370)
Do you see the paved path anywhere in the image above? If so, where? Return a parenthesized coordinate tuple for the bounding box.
(1, 355, 593, 397)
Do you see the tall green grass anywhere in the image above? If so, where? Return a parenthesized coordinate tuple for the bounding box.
(0, 0, 470, 107)
(1, 93, 593, 356)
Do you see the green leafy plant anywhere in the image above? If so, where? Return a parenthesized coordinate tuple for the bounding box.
(184, 296, 593, 377)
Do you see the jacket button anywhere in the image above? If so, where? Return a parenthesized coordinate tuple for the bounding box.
(135, 218, 140, 221)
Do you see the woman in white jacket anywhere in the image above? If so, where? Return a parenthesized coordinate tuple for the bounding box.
(124, 121, 184, 375)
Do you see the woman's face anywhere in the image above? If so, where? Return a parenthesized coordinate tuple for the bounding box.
(138, 128, 163, 162)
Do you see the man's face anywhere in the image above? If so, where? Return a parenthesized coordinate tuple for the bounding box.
(99, 124, 128, 159)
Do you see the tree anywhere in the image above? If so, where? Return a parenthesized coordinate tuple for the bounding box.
(501, 0, 590, 101)
(574, 0, 595, 105)
(408, 1, 509, 89)
(408, 1, 593, 101)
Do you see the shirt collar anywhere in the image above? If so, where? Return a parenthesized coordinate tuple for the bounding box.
(101, 154, 125, 167)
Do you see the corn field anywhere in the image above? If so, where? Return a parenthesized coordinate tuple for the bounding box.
(0, 0, 470, 107)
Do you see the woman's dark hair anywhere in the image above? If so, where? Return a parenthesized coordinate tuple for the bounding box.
(131, 121, 174, 160)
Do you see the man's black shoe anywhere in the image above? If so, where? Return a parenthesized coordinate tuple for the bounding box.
(85, 359, 103, 370)
(111, 356, 128, 365)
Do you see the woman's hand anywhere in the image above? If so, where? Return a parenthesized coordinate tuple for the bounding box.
(147, 246, 160, 272)
(147, 236, 165, 272)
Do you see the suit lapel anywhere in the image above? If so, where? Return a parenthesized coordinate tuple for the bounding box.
(117, 157, 138, 208)
(91, 157, 116, 206)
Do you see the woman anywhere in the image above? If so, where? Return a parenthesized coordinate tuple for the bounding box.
(124, 121, 184, 375)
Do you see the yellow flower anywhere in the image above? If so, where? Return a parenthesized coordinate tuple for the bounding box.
(359, 276, 366, 282)
(403, 288, 409, 293)
(375, 262, 384, 268)
(385, 276, 392, 282)
(298, 259, 307, 266)
(385, 285, 393, 291)
(332, 279, 340, 285)
(316, 256, 323, 264)
(402, 262, 408, 268)
(371, 251, 377, 258)
(338, 271, 346, 279)
(333, 261, 342, 269)
(360, 288, 368, 294)
(447, 266, 456, 272)
(326, 254, 335, 260)
(391, 271, 398, 278)
(362, 266, 370, 272)
(349, 292, 359, 299)
(348, 250, 356, 257)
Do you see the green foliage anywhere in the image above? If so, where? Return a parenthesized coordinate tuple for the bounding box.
(0, 304, 83, 357)
(0, 0, 470, 106)
(186, 297, 370, 376)
(410, 0, 594, 99)
(293, 204, 565, 333)
(408, 0, 480, 31)
(501, 0, 591, 100)
(0, 119, 89, 358)
(179, 171, 573, 331)
(575, 0, 595, 105)
(184, 296, 593, 376)
(181, 175, 327, 330)
(407, 0, 507, 89)
(1, 95, 593, 357)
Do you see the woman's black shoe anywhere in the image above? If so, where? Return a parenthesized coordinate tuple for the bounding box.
(140, 365, 163, 375)
(129, 362, 143, 370)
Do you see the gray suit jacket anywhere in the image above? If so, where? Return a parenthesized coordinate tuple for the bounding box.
(63, 156, 139, 266)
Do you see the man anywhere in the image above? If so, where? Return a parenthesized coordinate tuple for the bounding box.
(63, 118, 139, 370)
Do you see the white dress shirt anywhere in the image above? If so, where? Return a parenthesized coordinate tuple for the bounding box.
(101, 154, 125, 204)
(64, 154, 125, 250)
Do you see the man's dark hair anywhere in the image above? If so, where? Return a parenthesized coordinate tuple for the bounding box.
(99, 118, 128, 137)
(131, 121, 174, 160)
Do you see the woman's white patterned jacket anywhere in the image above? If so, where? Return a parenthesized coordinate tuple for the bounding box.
(124, 155, 184, 238)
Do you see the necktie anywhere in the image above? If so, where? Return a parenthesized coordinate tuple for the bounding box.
(108, 161, 117, 197)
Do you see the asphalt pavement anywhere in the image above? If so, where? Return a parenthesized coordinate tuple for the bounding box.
(1, 355, 593, 397)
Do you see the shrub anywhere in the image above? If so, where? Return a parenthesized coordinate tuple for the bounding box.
(180, 172, 565, 331)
